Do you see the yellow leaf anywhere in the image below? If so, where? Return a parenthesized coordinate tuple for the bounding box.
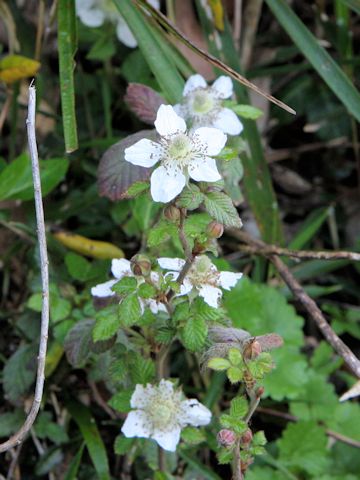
(0, 55, 40, 84)
(208, 0, 224, 31)
(53, 230, 125, 260)
(45, 341, 64, 377)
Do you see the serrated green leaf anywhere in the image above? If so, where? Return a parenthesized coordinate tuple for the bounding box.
(217, 448, 234, 465)
(181, 426, 206, 445)
(207, 357, 231, 371)
(277, 421, 329, 475)
(155, 326, 176, 344)
(0, 154, 69, 201)
(147, 219, 177, 247)
(112, 277, 138, 295)
(177, 184, 204, 210)
(93, 306, 120, 341)
(228, 348, 243, 366)
(203, 191, 242, 228)
(192, 297, 225, 322)
(34, 412, 68, 444)
(119, 293, 142, 327)
(108, 390, 133, 413)
(128, 352, 155, 384)
(3, 344, 37, 403)
(253, 431, 267, 446)
(230, 396, 248, 418)
(126, 181, 150, 198)
(0, 410, 25, 437)
(181, 316, 208, 352)
(232, 104, 263, 119)
(248, 352, 273, 379)
(227, 366, 243, 383)
(114, 435, 135, 455)
(64, 319, 94, 367)
(137, 282, 156, 299)
(65, 252, 92, 281)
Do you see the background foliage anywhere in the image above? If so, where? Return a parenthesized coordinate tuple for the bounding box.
(0, 0, 360, 478)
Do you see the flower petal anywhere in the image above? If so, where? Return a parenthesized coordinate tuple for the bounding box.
(193, 127, 227, 155)
(91, 279, 117, 297)
(219, 271, 243, 290)
(150, 165, 186, 203)
(111, 259, 132, 278)
(158, 258, 186, 271)
(130, 384, 154, 409)
(77, 5, 105, 27)
(188, 155, 221, 182)
(151, 425, 181, 452)
(121, 410, 152, 438)
(154, 105, 186, 137)
(183, 74, 207, 96)
(146, 300, 167, 314)
(116, 18, 137, 48)
(198, 284, 222, 308)
(212, 108, 244, 136)
(124, 138, 162, 167)
(180, 278, 193, 296)
(180, 399, 212, 426)
(212, 76, 233, 99)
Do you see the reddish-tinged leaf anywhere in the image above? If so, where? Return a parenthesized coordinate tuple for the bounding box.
(98, 130, 156, 201)
(124, 83, 166, 125)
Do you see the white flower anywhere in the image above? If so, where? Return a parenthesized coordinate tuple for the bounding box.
(124, 105, 227, 203)
(158, 255, 242, 308)
(91, 258, 166, 314)
(121, 379, 211, 451)
(75, 0, 159, 48)
(174, 74, 243, 136)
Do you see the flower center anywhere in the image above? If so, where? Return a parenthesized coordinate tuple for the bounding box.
(191, 90, 214, 115)
(149, 400, 174, 430)
(167, 134, 193, 166)
(187, 256, 220, 287)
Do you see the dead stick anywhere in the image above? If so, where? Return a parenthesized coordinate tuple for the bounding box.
(228, 229, 360, 379)
(238, 244, 360, 262)
(0, 84, 50, 453)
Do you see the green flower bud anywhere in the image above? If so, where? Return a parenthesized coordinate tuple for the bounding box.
(206, 221, 224, 239)
(164, 205, 181, 222)
(130, 254, 152, 277)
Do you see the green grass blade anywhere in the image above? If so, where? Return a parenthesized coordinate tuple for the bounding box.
(57, 0, 78, 153)
(63, 444, 85, 480)
(197, 7, 283, 244)
(265, 0, 360, 122)
(67, 402, 110, 480)
(340, 0, 360, 15)
(112, 0, 184, 103)
(288, 206, 330, 250)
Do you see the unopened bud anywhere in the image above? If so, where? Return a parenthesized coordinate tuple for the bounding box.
(130, 254, 152, 277)
(217, 429, 236, 447)
(206, 221, 224, 239)
(240, 429, 253, 445)
(256, 386, 265, 398)
(242, 339, 262, 360)
(164, 205, 181, 222)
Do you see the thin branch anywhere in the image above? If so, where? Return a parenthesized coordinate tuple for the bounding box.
(257, 407, 360, 449)
(135, 0, 296, 115)
(0, 84, 50, 454)
(238, 244, 360, 262)
(228, 229, 360, 379)
(233, 438, 243, 480)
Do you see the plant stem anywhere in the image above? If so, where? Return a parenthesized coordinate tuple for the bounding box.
(0, 85, 50, 453)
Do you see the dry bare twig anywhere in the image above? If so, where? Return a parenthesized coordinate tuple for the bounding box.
(238, 244, 360, 262)
(0, 84, 50, 453)
(228, 229, 360, 379)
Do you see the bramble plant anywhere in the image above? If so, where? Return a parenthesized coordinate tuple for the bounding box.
(80, 74, 283, 477)
(2, 1, 360, 479)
